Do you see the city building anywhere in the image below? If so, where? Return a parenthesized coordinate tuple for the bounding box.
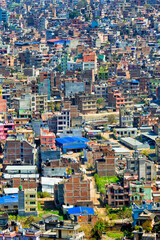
(126, 151, 156, 181)
(18, 187, 38, 217)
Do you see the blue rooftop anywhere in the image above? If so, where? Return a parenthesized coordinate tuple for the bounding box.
(68, 207, 94, 216)
(0, 194, 18, 205)
(55, 137, 90, 144)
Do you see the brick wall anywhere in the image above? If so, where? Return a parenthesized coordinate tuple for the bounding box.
(64, 174, 90, 205)
(13, 178, 38, 189)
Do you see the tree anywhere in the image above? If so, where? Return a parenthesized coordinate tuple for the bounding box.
(142, 220, 152, 233)
(97, 98, 103, 107)
(91, 219, 105, 239)
(107, 114, 117, 124)
(55, 103, 61, 111)
(69, 10, 80, 19)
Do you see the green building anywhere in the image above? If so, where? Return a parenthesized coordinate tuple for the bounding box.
(129, 181, 152, 203)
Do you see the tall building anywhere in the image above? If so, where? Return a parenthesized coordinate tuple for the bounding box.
(4, 137, 36, 165)
(54, 173, 90, 206)
(126, 151, 156, 181)
(18, 186, 38, 217)
(0, 7, 8, 23)
(48, 109, 70, 133)
(61, 53, 68, 73)
(40, 127, 56, 149)
(119, 106, 133, 127)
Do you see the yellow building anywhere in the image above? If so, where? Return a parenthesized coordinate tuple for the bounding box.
(18, 187, 38, 217)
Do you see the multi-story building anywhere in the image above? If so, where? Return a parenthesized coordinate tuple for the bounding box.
(0, 122, 15, 140)
(8, 126, 34, 144)
(48, 109, 70, 133)
(18, 187, 38, 217)
(75, 93, 97, 114)
(129, 181, 153, 203)
(83, 52, 97, 74)
(40, 127, 56, 149)
(119, 106, 133, 127)
(0, 7, 8, 23)
(105, 183, 130, 207)
(108, 88, 125, 110)
(94, 84, 107, 98)
(126, 151, 156, 181)
(31, 94, 48, 113)
(4, 137, 36, 165)
(96, 147, 115, 177)
(54, 173, 90, 206)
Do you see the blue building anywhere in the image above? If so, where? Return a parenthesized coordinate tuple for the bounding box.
(132, 202, 160, 227)
(0, 8, 8, 24)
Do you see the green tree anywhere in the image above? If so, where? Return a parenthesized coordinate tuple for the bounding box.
(69, 10, 81, 19)
(97, 98, 103, 107)
(107, 114, 117, 124)
(91, 219, 105, 239)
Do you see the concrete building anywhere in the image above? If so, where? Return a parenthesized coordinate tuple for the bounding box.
(48, 109, 70, 133)
(31, 94, 48, 112)
(40, 127, 56, 150)
(114, 127, 137, 139)
(18, 187, 38, 217)
(105, 183, 130, 207)
(41, 222, 85, 240)
(119, 107, 133, 127)
(94, 84, 107, 98)
(75, 93, 97, 114)
(126, 151, 156, 181)
(64, 81, 85, 98)
(83, 52, 97, 74)
(129, 181, 153, 203)
(108, 89, 125, 110)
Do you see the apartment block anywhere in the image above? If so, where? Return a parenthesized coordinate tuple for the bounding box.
(126, 151, 156, 181)
(40, 127, 56, 149)
(108, 88, 125, 110)
(4, 137, 36, 165)
(18, 187, 38, 217)
(48, 109, 70, 133)
(75, 93, 97, 114)
(105, 183, 130, 207)
(31, 94, 48, 112)
(119, 107, 133, 127)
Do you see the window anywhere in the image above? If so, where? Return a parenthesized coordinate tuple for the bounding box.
(30, 208, 36, 211)
(30, 202, 36, 205)
(30, 195, 35, 198)
(42, 138, 46, 142)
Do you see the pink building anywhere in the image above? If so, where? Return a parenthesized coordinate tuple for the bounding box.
(0, 122, 15, 140)
(40, 127, 56, 149)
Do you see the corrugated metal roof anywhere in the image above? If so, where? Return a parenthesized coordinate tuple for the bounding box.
(55, 137, 90, 144)
(68, 207, 94, 216)
(0, 194, 18, 204)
